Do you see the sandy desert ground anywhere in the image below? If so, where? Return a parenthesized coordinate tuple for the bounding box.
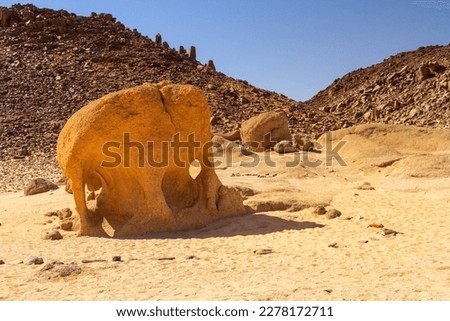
(0, 124, 449, 301)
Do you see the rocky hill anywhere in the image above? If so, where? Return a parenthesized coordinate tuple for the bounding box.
(0, 4, 336, 161)
(0, 4, 449, 164)
(304, 45, 450, 131)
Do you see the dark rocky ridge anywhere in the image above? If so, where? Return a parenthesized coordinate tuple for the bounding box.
(304, 46, 450, 130)
(1, 4, 449, 164)
(0, 4, 335, 161)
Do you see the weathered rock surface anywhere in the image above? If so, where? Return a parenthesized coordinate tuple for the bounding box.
(241, 111, 292, 151)
(24, 178, 58, 196)
(57, 82, 246, 237)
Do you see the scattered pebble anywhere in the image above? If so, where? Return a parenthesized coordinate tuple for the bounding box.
(44, 230, 63, 240)
(60, 220, 73, 231)
(357, 182, 375, 190)
(59, 208, 72, 219)
(81, 259, 107, 264)
(186, 255, 196, 260)
(41, 261, 64, 271)
(158, 257, 176, 261)
(382, 228, 400, 237)
(0, 259, 5, 265)
(45, 211, 60, 217)
(27, 256, 44, 265)
(328, 242, 339, 248)
(112, 256, 122, 262)
(24, 178, 58, 196)
(253, 249, 273, 255)
(368, 223, 384, 228)
(326, 209, 342, 219)
(313, 205, 327, 215)
(59, 263, 81, 277)
(324, 289, 333, 294)
(358, 240, 369, 244)
(45, 208, 73, 220)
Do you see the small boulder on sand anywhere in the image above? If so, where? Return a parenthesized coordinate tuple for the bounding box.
(326, 209, 342, 219)
(44, 230, 63, 240)
(274, 140, 298, 154)
(24, 178, 58, 196)
(241, 111, 291, 151)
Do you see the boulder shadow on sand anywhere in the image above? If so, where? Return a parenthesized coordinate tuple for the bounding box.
(127, 214, 325, 240)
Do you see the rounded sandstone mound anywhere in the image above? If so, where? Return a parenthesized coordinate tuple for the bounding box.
(318, 123, 450, 177)
(57, 82, 246, 237)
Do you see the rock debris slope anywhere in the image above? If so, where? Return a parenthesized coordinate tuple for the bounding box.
(0, 4, 449, 168)
(0, 4, 332, 160)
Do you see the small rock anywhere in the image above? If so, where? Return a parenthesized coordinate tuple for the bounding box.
(418, 64, 433, 81)
(253, 249, 273, 255)
(302, 141, 314, 152)
(44, 211, 60, 217)
(368, 223, 384, 229)
(354, 111, 363, 119)
(324, 289, 333, 293)
(328, 242, 339, 248)
(27, 256, 44, 265)
(186, 255, 196, 260)
(357, 182, 375, 190)
(81, 259, 107, 264)
(112, 256, 122, 262)
(274, 140, 297, 154)
(24, 178, 58, 196)
(409, 108, 419, 118)
(59, 263, 81, 277)
(0, 259, 5, 265)
(40, 261, 64, 271)
(358, 240, 369, 244)
(313, 205, 327, 215)
(44, 230, 63, 240)
(158, 257, 176, 261)
(382, 228, 400, 237)
(60, 208, 72, 219)
(325, 209, 342, 219)
(60, 220, 73, 231)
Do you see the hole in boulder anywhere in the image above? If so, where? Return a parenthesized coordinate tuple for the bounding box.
(189, 159, 201, 180)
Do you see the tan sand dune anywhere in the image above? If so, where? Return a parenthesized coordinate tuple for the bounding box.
(0, 124, 449, 300)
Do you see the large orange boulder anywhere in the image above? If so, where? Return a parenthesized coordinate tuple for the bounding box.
(57, 82, 246, 237)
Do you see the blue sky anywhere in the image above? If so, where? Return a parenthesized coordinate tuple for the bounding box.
(2, 0, 450, 101)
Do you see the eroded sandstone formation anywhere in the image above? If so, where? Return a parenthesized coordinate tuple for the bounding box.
(57, 82, 246, 237)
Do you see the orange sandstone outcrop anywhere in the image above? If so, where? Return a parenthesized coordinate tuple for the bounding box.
(57, 82, 246, 237)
